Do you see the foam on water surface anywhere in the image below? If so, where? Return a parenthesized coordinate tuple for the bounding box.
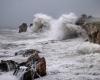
(0, 13, 100, 80)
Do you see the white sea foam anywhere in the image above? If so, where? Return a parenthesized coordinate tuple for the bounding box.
(32, 13, 52, 33)
(48, 13, 82, 40)
(32, 13, 84, 40)
(77, 42, 100, 54)
(0, 13, 100, 80)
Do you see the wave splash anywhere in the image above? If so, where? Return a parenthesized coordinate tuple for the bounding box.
(31, 13, 84, 40)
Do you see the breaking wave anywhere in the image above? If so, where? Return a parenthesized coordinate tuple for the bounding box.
(32, 13, 52, 33)
(31, 13, 84, 40)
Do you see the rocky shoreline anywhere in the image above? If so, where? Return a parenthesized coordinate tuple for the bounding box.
(0, 49, 46, 80)
(0, 13, 100, 80)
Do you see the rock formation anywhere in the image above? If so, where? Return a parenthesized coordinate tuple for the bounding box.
(0, 49, 46, 80)
(83, 22, 100, 44)
(19, 23, 28, 33)
(75, 14, 88, 26)
(15, 49, 40, 57)
(75, 14, 100, 44)
(75, 14, 92, 26)
(13, 49, 46, 80)
(0, 60, 18, 71)
(36, 57, 46, 77)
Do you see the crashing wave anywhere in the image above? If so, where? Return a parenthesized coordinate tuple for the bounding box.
(48, 13, 83, 40)
(32, 13, 52, 33)
(32, 13, 84, 40)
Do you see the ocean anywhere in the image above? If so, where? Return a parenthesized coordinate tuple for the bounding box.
(0, 13, 100, 80)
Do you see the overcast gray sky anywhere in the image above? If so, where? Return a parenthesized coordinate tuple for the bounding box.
(0, 0, 100, 28)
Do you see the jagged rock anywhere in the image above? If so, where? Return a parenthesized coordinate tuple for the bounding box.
(26, 53, 40, 67)
(19, 62, 27, 66)
(75, 14, 93, 26)
(0, 49, 46, 80)
(36, 57, 46, 76)
(15, 49, 40, 57)
(22, 70, 34, 80)
(75, 14, 100, 44)
(82, 22, 100, 44)
(19, 23, 27, 33)
(13, 50, 46, 80)
(0, 60, 18, 71)
(26, 54, 46, 78)
(0, 61, 8, 71)
(76, 14, 88, 26)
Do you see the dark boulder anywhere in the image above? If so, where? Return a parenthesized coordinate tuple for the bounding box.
(36, 57, 46, 77)
(0, 60, 18, 72)
(19, 23, 27, 33)
(75, 14, 88, 26)
(15, 49, 40, 57)
(19, 62, 27, 66)
(0, 62, 8, 71)
(26, 54, 46, 78)
(13, 51, 46, 80)
(22, 70, 34, 80)
(26, 53, 40, 66)
(75, 14, 93, 26)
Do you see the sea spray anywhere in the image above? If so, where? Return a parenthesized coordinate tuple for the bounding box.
(32, 13, 83, 40)
(32, 13, 52, 33)
(16, 66, 27, 80)
(48, 13, 81, 40)
(48, 19, 65, 40)
(27, 26, 33, 33)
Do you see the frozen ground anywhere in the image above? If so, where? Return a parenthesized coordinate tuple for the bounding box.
(0, 31, 100, 80)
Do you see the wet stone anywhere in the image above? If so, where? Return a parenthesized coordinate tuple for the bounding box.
(13, 50, 46, 80)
